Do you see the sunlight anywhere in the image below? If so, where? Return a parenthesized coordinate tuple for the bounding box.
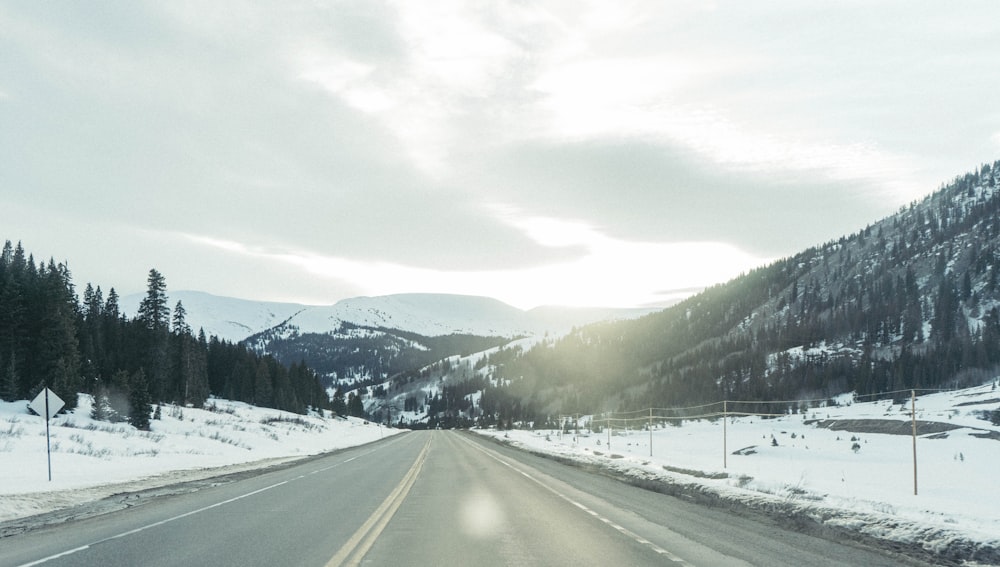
(184, 221, 768, 310)
(459, 489, 506, 539)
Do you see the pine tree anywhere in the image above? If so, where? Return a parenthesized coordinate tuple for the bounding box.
(253, 360, 273, 408)
(128, 369, 153, 431)
(36, 260, 81, 409)
(137, 269, 170, 332)
(331, 387, 347, 417)
(104, 288, 120, 320)
(173, 329, 209, 407)
(0, 352, 17, 402)
(108, 369, 131, 422)
(172, 300, 191, 336)
(101, 288, 124, 376)
(933, 278, 959, 343)
(91, 387, 112, 421)
(0, 246, 27, 401)
(347, 392, 365, 418)
(138, 269, 170, 401)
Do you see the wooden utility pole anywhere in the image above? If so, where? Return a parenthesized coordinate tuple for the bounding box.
(912, 390, 918, 496)
(723, 400, 728, 469)
(649, 408, 653, 457)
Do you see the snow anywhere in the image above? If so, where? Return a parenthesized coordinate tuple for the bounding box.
(120, 291, 657, 342)
(0, 395, 402, 524)
(6, 383, 996, 562)
(119, 291, 307, 342)
(474, 383, 1000, 563)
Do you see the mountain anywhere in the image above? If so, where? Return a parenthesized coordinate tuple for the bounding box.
(450, 161, 1000, 421)
(120, 291, 657, 394)
(120, 291, 656, 343)
(120, 290, 305, 343)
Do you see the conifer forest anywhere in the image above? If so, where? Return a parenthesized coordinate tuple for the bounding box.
(0, 252, 329, 428)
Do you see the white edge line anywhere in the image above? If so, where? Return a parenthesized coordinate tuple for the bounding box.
(17, 438, 405, 567)
(458, 434, 693, 567)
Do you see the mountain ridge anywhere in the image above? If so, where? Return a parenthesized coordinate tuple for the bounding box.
(467, 160, 1000, 418)
(120, 290, 659, 343)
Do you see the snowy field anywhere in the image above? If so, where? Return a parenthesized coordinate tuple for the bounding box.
(0, 396, 400, 523)
(474, 383, 1000, 564)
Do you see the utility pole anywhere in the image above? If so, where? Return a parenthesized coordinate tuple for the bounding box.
(912, 390, 918, 496)
(649, 407, 653, 457)
(723, 400, 728, 469)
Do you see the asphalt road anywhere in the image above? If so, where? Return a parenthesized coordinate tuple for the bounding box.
(0, 430, 926, 567)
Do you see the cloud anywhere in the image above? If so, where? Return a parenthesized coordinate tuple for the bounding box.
(183, 213, 768, 309)
(3, 1, 999, 310)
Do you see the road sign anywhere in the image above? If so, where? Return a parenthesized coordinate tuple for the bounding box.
(28, 387, 65, 481)
(29, 388, 65, 420)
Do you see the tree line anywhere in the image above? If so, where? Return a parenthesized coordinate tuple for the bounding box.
(0, 242, 329, 429)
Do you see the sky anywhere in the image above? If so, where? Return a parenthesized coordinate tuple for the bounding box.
(3, 1, 1000, 310)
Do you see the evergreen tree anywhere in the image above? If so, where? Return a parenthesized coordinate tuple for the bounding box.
(36, 260, 81, 409)
(104, 288, 121, 321)
(331, 387, 347, 417)
(137, 269, 170, 401)
(107, 369, 131, 422)
(186, 336, 210, 407)
(101, 288, 125, 377)
(0, 243, 27, 400)
(137, 269, 170, 332)
(172, 300, 191, 336)
(933, 278, 959, 343)
(253, 359, 273, 407)
(347, 392, 365, 418)
(0, 353, 17, 402)
(0, 243, 330, 415)
(90, 387, 112, 421)
(128, 369, 153, 431)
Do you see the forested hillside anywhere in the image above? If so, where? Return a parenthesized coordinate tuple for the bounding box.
(0, 249, 328, 427)
(476, 161, 1000, 422)
(247, 322, 513, 390)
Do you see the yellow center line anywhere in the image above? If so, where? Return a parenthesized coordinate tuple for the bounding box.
(326, 435, 432, 567)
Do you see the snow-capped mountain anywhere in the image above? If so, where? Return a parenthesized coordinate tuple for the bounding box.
(119, 291, 658, 389)
(120, 290, 306, 342)
(120, 291, 657, 343)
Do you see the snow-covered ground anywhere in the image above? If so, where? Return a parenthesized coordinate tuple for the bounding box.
(0, 395, 401, 523)
(3, 385, 998, 563)
(474, 383, 1000, 564)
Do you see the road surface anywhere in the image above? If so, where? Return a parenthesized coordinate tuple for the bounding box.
(0, 430, 925, 566)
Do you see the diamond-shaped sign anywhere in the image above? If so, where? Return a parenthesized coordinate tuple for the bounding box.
(29, 388, 65, 421)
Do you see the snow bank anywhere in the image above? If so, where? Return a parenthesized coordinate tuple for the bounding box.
(0, 395, 401, 523)
(474, 384, 1000, 564)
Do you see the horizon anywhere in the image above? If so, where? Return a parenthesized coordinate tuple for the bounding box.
(116, 287, 677, 313)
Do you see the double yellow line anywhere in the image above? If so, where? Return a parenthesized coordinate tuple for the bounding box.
(326, 436, 431, 567)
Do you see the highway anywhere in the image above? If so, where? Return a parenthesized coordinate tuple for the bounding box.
(0, 430, 924, 566)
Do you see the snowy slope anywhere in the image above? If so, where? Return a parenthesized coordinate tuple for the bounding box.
(119, 291, 306, 342)
(289, 294, 536, 337)
(0, 395, 399, 525)
(474, 383, 1000, 564)
(121, 291, 657, 342)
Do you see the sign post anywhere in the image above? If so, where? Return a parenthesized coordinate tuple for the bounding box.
(28, 387, 65, 481)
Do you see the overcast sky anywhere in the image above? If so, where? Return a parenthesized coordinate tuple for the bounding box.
(3, 2, 1000, 309)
